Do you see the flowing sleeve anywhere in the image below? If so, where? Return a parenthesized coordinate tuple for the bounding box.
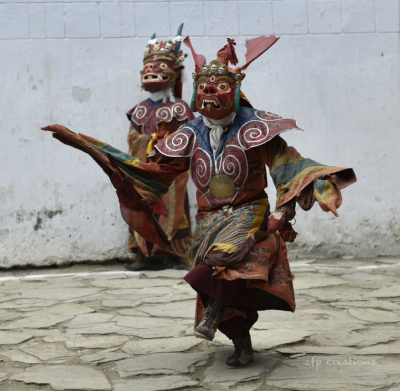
(258, 135, 357, 216)
(42, 124, 190, 246)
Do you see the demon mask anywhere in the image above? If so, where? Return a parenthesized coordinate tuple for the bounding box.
(185, 36, 280, 119)
(141, 25, 188, 95)
(194, 60, 242, 119)
(141, 55, 184, 93)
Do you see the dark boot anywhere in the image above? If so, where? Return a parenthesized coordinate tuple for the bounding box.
(124, 253, 152, 271)
(193, 298, 225, 341)
(225, 329, 254, 368)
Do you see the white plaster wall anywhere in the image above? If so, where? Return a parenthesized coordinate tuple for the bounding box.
(0, 0, 399, 267)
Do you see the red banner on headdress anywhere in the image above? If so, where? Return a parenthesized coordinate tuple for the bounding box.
(183, 36, 206, 73)
(242, 35, 279, 70)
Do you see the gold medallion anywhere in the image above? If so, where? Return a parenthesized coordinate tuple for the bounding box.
(209, 174, 235, 199)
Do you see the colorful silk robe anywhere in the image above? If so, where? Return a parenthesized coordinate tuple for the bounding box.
(135, 107, 356, 313)
(126, 98, 194, 257)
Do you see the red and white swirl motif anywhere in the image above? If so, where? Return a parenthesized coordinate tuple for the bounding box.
(156, 106, 173, 122)
(172, 102, 186, 117)
(156, 102, 188, 123)
(153, 128, 196, 157)
(240, 121, 270, 148)
(133, 104, 147, 120)
(219, 145, 246, 183)
(130, 100, 194, 135)
(256, 111, 282, 121)
(203, 144, 248, 207)
(191, 148, 212, 189)
(238, 110, 300, 150)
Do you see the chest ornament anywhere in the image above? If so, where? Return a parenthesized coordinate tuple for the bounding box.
(209, 174, 235, 199)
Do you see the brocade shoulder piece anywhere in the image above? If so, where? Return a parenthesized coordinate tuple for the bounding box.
(148, 123, 198, 158)
(126, 98, 193, 135)
(235, 108, 301, 150)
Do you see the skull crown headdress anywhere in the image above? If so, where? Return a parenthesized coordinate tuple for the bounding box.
(184, 35, 279, 114)
(143, 23, 188, 65)
(141, 23, 188, 97)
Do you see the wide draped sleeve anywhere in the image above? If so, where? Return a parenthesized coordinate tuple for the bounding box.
(42, 124, 190, 246)
(257, 135, 357, 216)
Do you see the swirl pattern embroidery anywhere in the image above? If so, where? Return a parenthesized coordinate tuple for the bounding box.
(153, 128, 196, 157)
(192, 148, 212, 189)
(155, 102, 188, 123)
(238, 110, 300, 150)
(132, 104, 147, 120)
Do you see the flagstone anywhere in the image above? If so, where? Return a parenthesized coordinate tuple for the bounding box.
(137, 301, 195, 318)
(21, 329, 62, 337)
(10, 365, 111, 390)
(354, 341, 400, 355)
(116, 352, 209, 377)
(329, 300, 400, 311)
(114, 376, 199, 391)
(101, 299, 143, 308)
(171, 282, 195, 292)
(253, 320, 366, 333)
(0, 331, 33, 345)
(140, 293, 194, 304)
(340, 273, 397, 289)
(293, 273, 347, 290)
(139, 270, 189, 279)
(309, 329, 400, 348)
(1, 315, 74, 330)
(204, 347, 276, 389)
(106, 286, 180, 297)
(0, 294, 21, 303)
(2, 258, 400, 391)
(112, 315, 178, 329)
(297, 287, 370, 302)
(65, 323, 131, 335)
(91, 278, 178, 289)
(122, 337, 201, 355)
(0, 349, 41, 364)
(348, 307, 400, 323)
(276, 346, 355, 355)
(0, 310, 21, 321)
(0, 371, 6, 382)
(363, 285, 400, 298)
(2, 287, 100, 301)
(65, 313, 114, 328)
(251, 330, 313, 351)
(66, 335, 130, 349)
(21, 303, 95, 318)
(266, 355, 400, 390)
(79, 349, 129, 365)
(21, 343, 77, 362)
(129, 326, 184, 339)
(0, 299, 58, 310)
(117, 308, 150, 316)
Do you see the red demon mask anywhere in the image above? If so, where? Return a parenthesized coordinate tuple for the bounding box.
(141, 24, 188, 95)
(185, 36, 280, 118)
(141, 55, 184, 93)
(194, 61, 241, 119)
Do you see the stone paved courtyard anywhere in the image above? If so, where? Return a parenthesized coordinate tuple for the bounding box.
(0, 257, 400, 391)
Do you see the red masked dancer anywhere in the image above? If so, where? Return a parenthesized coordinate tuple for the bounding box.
(125, 24, 194, 271)
(42, 36, 356, 368)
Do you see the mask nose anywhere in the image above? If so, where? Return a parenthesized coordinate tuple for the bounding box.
(203, 85, 217, 94)
(144, 63, 154, 72)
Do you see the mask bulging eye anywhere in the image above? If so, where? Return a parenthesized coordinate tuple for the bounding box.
(198, 83, 206, 90)
(218, 83, 227, 91)
(160, 63, 168, 69)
